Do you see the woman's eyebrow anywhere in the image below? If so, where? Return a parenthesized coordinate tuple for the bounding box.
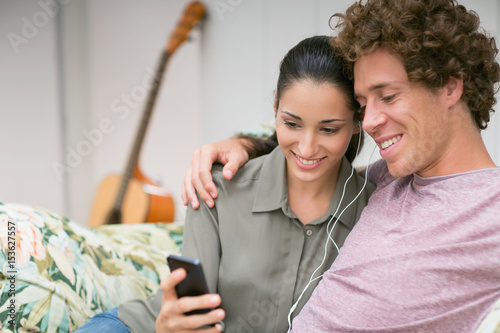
(282, 111, 301, 120)
(319, 118, 345, 124)
(282, 111, 345, 124)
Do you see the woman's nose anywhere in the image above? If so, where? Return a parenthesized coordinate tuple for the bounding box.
(298, 132, 318, 158)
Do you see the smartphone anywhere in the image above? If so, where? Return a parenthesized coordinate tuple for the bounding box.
(166, 254, 213, 315)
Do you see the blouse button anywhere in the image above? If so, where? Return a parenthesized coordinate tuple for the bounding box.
(306, 229, 313, 236)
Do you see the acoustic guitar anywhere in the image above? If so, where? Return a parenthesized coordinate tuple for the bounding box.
(88, 1, 206, 226)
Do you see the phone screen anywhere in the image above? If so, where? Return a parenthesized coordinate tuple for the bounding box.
(166, 254, 213, 315)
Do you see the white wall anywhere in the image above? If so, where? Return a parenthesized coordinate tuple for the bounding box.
(477, 0, 500, 161)
(0, 0, 65, 212)
(1, 0, 499, 225)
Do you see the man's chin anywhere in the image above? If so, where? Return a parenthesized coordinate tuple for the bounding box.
(386, 161, 413, 178)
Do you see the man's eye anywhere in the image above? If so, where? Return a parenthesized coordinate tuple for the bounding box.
(382, 95, 395, 102)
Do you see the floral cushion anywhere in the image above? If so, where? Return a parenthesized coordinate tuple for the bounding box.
(0, 202, 182, 333)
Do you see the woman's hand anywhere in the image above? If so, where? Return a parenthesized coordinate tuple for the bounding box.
(181, 138, 250, 209)
(155, 268, 225, 332)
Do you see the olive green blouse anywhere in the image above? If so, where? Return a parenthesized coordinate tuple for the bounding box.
(118, 147, 375, 333)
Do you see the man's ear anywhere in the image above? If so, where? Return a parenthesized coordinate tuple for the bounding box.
(445, 76, 464, 108)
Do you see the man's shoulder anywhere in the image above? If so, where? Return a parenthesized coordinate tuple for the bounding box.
(366, 159, 393, 187)
(462, 167, 500, 193)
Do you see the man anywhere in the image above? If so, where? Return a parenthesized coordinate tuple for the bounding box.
(182, 0, 500, 331)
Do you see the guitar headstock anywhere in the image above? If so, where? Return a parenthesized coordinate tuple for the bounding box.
(166, 1, 206, 54)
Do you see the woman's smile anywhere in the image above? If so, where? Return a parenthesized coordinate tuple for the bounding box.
(292, 151, 325, 169)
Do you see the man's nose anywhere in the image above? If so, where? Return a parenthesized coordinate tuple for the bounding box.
(362, 103, 387, 135)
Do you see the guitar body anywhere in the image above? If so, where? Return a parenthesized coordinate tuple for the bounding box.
(88, 172, 175, 226)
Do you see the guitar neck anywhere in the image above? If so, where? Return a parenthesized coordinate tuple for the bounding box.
(109, 1, 205, 214)
(112, 50, 171, 211)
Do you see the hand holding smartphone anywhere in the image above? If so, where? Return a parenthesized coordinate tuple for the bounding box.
(166, 254, 214, 316)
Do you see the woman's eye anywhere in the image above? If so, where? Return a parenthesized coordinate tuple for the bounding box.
(284, 121, 299, 129)
(322, 127, 339, 134)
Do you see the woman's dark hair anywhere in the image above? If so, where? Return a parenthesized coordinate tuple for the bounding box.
(275, 35, 363, 163)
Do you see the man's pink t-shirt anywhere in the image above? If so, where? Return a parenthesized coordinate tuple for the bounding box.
(291, 160, 500, 332)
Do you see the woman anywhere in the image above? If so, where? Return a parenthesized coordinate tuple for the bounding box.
(154, 35, 375, 332)
(78, 36, 375, 333)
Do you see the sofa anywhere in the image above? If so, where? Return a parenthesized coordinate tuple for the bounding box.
(0, 202, 182, 332)
(1, 201, 499, 333)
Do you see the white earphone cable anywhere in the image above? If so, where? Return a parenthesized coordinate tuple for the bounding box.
(286, 137, 378, 332)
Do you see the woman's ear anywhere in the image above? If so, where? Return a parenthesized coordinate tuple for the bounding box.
(353, 120, 361, 134)
(274, 91, 278, 115)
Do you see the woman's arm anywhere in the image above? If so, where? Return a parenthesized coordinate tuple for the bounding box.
(156, 182, 226, 332)
(181, 132, 277, 209)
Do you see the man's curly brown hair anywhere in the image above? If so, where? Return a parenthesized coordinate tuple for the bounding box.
(330, 0, 500, 129)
